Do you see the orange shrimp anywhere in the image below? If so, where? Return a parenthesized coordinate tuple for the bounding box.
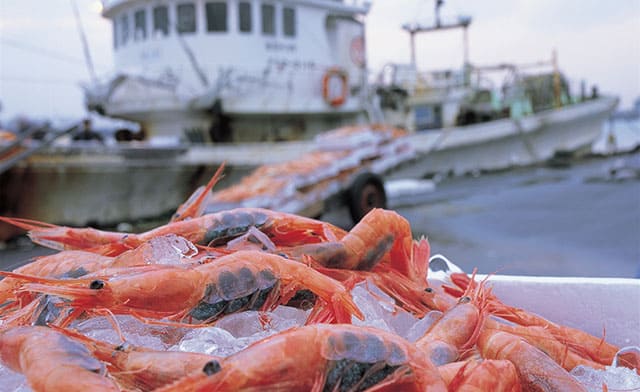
(0, 250, 112, 307)
(0, 326, 119, 391)
(438, 359, 522, 392)
(477, 328, 588, 392)
(155, 324, 447, 392)
(415, 276, 488, 366)
(484, 319, 606, 371)
(56, 326, 221, 391)
(0, 208, 347, 254)
(284, 208, 429, 287)
(1, 235, 203, 317)
(448, 272, 619, 366)
(8, 251, 362, 325)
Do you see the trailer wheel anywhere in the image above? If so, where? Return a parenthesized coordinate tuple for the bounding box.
(347, 172, 386, 223)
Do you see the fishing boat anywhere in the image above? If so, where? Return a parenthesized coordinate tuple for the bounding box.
(371, 3, 618, 177)
(0, 0, 371, 240)
(84, 0, 372, 142)
(0, 0, 618, 240)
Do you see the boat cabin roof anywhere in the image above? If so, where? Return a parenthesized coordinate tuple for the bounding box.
(102, 0, 369, 51)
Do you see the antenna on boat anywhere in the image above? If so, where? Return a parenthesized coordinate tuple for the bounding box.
(402, 0, 472, 82)
(70, 0, 98, 83)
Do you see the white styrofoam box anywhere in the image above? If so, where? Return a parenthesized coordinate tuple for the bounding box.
(428, 255, 639, 348)
(481, 275, 640, 348)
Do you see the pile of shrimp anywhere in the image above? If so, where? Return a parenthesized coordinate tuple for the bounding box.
(0, 167, 638, 392)
(207, 124, 414, 212)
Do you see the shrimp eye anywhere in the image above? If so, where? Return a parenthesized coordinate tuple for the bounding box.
(89, 280, 105, 290)
(115, 342, 130, 352)
(459, 296, 471, 304)
(203, 360, 221, 376)
(424, 287, 433, 293)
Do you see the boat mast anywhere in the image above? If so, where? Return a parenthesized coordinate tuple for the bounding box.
(70, 0, 97, 83)
(403, 1, 472, 82)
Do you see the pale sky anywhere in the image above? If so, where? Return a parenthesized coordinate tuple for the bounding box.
(0, 0, 639, 120)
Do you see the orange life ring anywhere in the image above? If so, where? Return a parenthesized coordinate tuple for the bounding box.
(322, 67, 348, 107)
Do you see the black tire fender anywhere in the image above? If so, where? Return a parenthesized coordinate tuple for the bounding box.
(347, 172, 387, 223)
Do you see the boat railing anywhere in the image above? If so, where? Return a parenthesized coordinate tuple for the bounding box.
(0, 122, 83, 174)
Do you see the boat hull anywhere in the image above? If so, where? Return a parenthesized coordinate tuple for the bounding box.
(388, 96, 618, 179)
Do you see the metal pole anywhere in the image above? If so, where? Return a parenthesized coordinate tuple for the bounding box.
(410, 31, 416, 67)
(70, 0, 98, 83)
(552, 49, 561, 108)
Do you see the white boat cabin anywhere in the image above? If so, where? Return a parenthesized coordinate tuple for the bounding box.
(87, 0, 371, 142)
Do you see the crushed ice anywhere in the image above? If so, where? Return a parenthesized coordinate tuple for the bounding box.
(571, 365, 640, 392)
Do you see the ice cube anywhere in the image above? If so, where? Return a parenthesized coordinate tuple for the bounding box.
(350, 284, 394, 333)
(74, 315, 189, 350)
(0, 365, 29, 392)
(145, 234, 198, 264)
(175, 327, 246, 357)
(350, 282, 418, 335)
(571, 365, 640, 392)
(404, 310, 443, 342)
(215, 307, 308, 337)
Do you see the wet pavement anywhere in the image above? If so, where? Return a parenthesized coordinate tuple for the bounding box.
(391, 153, 640, 278)
(1, 153, 639, 279)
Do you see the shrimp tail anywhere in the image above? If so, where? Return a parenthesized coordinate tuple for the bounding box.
(306, 291, 364, 324)
(171, 162, 226, 222)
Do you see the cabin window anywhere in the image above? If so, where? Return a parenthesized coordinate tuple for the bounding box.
(134, 9, 147, 41)
(261, 4, 275, 35)
(282, 7, 295, 37)
(238, 2, 252, 33)
(153, 6, 169, 37)
(119, 13, 130, 46)
(177, 3, 197, 34)
(206, 2, 227, 32)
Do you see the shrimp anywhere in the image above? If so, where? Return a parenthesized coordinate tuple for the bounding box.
(438, 359, 522, 392)
(1, 234, 202, 320)
(478, 328, 588, 392)
(0, 250, 112, 307)
(415, 276, 488, 366)
(0, 208, 347, 254)
(56, 326, 220, 391)
(8, 251, 363, 325)
(170, 162, 225, 222)
(484, 319, 606, 372)
(284, 209, 429, 287)
(448, 272, 619, 366)
(155, 324, 447, 392)
(0, 326, 119, 391)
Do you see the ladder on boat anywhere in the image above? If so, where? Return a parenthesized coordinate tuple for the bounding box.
(0, 123, 82, 174)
